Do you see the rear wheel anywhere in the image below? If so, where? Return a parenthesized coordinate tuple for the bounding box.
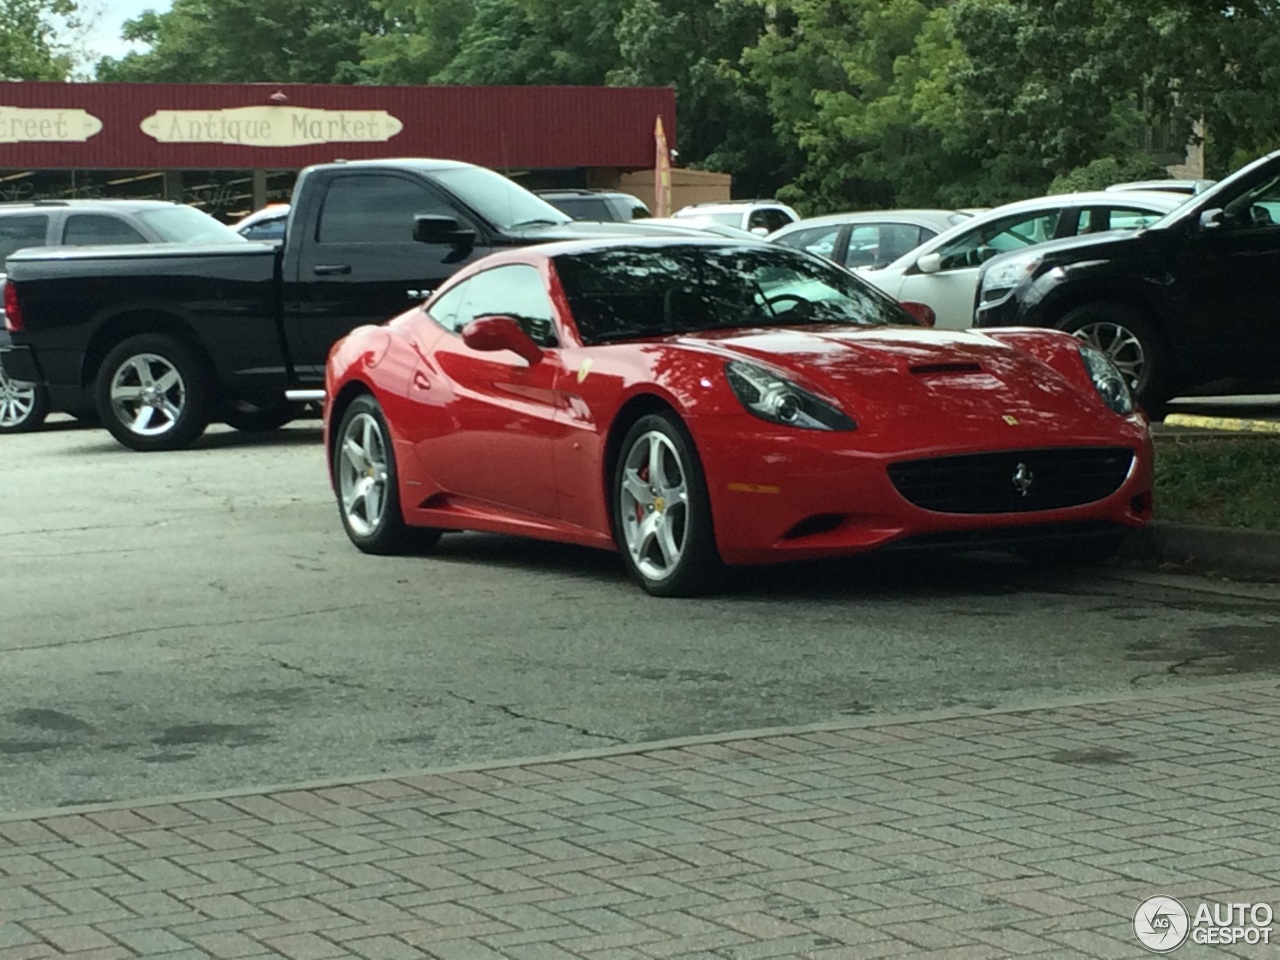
(96, 334, 215, 451)
(0, 356, 48, 433)
(334, 393, 440, 555)
(611, 412, 722, 597)
(1056, 302, 1172, 417)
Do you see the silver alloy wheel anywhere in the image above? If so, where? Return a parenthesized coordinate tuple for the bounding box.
(0, 359, 38, 428)
(1072, 322, 1145, 389)
(108, 353, 187, 437)
(619, 429, 689, 581)
(338, 411, 390, 537)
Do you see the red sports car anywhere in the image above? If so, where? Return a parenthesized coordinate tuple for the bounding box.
(324, 237, 1152, 596)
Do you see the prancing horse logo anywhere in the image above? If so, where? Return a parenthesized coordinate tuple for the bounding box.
(1012, 462, 1034, 497)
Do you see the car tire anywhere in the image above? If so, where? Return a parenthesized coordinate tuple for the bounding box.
(611, 411, 722, 597)
(1016, 531, 1126, 566)
(1056, 302, 1172, 418)
(0, 355, 49, 433)
(96, 334, 215, 452)
(223, 398, 304, 433)
(333, 393, 441, 555)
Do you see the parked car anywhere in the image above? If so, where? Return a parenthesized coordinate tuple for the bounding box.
(324, 236, 1152, 596)
(234, 203, 290, 241)
(1106, 178, 1215, 196)
(1, 159, 707, 451)
(0, 199, 245, 433)
(859, 191, 1183, 329)
(768, 209, 972, 270)
(974, 149, 1280, 413)
(672, 200, 800, 235)
(536, 189, 650, 222)
(635, 216, 760, 240)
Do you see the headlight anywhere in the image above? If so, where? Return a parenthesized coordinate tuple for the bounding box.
(1078, 344, 1135, 415)
(981, 252, 1041, 295)
(725, 361, 856, 431)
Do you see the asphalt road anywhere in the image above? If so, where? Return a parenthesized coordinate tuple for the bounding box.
(2, 417, 1279, 815)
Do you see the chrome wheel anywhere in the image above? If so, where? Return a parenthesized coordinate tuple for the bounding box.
(338, 410, 391, 537)
(0, 359, 39, 429)
(1072, 322, 1145, 390)
(619, 429, 690, 582)
(109, 353, 186, 437)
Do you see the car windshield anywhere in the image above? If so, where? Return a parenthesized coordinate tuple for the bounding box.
(133, 206, 247, 243)
(431, 165, 572, 230)
(555, 243, 912, 344)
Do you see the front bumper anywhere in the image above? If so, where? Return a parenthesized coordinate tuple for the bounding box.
(693, 418, 1154, 566)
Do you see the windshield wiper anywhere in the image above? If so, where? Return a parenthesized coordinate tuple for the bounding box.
(508, 218, 568, 229)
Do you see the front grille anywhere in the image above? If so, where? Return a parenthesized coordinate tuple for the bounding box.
(888, 447, 1134, 514)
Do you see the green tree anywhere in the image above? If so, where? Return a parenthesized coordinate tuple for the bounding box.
(0, 0, 78, 80)
(95, 0, 387, 83)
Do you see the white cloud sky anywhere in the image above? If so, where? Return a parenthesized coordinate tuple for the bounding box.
(77, 0, 175, 65)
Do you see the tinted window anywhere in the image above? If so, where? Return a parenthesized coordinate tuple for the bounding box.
(62, 215, 147, 246)
(1079, 206, 1163, 234)
(935, 210, 1061, 270)
(775, 224, 841, 259)
(430, 264, 557, 346)
(555, 244, 908, 344)
(0, 215, 48, 261)
(547, 197, 614, 221)
(318, 175, 458, 243)
(748, 208, 794, 233)
(240, 217, 287, 241)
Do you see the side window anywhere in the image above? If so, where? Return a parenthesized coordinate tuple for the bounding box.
(317, 174, 462, 243)
(775, 224, 841, 259)
(1079, 207, 1161, 234)
(62, 215, 147, 246)
(843, 224, 883, 268)
(241, 218, 287, 241)
(424, 280, 472, 334)
(878, 223, 926, 264)
(935, 210, 1061, 270)
(0, 215, 49, 261)
(433, 265, 558, 347)
(749, 208, 794, 233)
(1221, 173, 1280, 230)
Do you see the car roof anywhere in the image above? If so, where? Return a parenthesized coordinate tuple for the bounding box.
(770, 209, 968, 233)
(0, 199, 184, 212)
(675, 200, 795, 214)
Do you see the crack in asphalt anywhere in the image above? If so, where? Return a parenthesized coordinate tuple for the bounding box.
(444, 690, 624, 743)
(1129, 650, 1236, 687)
(268, 656, 371, 693)
(2, 605, 377, 654)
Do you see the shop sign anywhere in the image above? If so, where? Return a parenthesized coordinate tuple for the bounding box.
(140, 105, 404, 147)
(0, 106, 102, 143)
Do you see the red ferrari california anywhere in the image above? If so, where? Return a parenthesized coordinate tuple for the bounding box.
(324, 237, 1152, 596)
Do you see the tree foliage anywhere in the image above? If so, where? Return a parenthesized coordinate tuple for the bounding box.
(0, 0, 78, 80)
(90, 0, 1280, 214)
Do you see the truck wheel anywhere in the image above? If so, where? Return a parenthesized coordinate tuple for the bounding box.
(1056, 302, 1173, 417)
(96, 334, 214, 452)
(222, 399, 303, 433)
(0, 355, 49, 433)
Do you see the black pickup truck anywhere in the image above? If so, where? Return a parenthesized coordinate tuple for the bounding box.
(2, 158, 680, 451)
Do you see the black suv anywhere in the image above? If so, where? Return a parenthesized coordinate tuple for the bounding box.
(535, 189, 651, 222)
(974, 150, 1280, 413)
(0, 199, 244, 432)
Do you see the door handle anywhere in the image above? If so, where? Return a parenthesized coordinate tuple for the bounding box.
(412, 370, 431, 390)
(313, 264, 352, 276)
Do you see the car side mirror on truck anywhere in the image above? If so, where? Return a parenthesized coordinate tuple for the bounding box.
(461, 315, 544, 366)
(414, 215, 477, 262)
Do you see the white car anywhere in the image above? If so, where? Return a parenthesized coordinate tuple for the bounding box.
(859, 190, 1184, 328)
(767, 209, 972, 270)
(672, 200, 800, 235)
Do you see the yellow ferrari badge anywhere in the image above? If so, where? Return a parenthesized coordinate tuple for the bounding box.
(1003, 414, 1019, 426)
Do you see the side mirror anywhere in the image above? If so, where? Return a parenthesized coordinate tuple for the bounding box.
(414, 214, 477, 260)
(1199, 208, 1224, 231)
(916, 252, 942, 274)
(898, 300, 936, 327)
(461, 315, 543, 366)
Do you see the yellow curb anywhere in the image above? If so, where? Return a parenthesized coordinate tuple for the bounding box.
(1163, 413, 1280, 434)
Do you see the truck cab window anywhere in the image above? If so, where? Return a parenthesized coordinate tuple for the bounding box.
(0, 215, 48, 260)
(318, 175, 465, 243)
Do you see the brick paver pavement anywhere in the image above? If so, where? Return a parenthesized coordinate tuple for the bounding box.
(2, 682, 1278, 959)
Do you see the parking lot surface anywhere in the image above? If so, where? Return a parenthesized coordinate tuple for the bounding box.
(4, 419, 1280, 817)
(0, 681, 1275, 959)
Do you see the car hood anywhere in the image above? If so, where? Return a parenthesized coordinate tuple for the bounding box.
(511, 221, 708, 241)
(675, 325, 1126, 442)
